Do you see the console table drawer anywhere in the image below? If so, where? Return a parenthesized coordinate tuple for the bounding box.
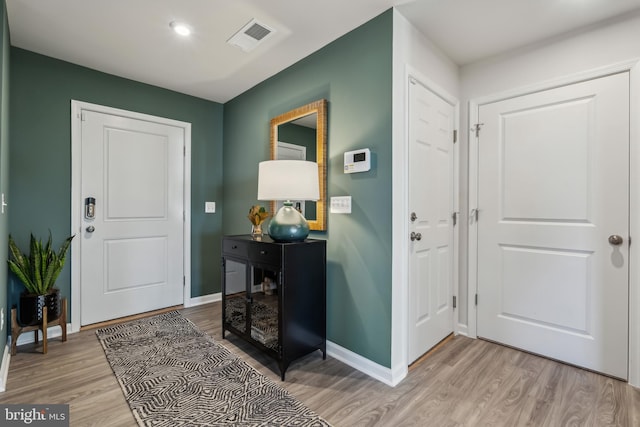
(249, 245, 281, 266)
(222, 239, 248, 257)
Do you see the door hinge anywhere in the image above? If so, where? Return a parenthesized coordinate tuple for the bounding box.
(452, 211, 459, 226)
(629, 236, 632, 246)
(453, 295, 457, 309)
(183, 276, 186, 287)
(79, 112, 86, 122)
(475, 293, 478, 306)
(472, 123, 484, 138)
(453, 130, 458, 143)
(184, 146, 186, 156)
(471, 208, 479, 222)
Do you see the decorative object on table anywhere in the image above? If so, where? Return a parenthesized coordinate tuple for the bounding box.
(247, 204, 270, 239)
(257, 160, 320, 242)
(8, 232, 74, 326)
(96, 311, 332, 427)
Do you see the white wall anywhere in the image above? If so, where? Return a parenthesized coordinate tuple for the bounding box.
(461, 11, 640, 99)
(458, 11, 640, 385)
(391, 8, 459, 384)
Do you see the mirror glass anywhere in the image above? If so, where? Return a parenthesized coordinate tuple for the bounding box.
(270, 99, 327, 231)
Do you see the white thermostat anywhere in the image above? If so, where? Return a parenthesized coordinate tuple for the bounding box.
(344, 148, 371, 174)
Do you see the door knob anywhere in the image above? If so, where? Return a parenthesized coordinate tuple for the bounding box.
(86, 226, 95, 233)
(410, 212, 417, 222)
(608, 235, 623, 245)
(410, 232, 422, 241)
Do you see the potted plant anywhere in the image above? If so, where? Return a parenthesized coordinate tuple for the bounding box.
(8, 232, 74, 326)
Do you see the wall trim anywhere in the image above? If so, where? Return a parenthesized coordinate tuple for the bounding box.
(69, 100, 192, 333)
(327, 340, 405, 387)
(468, 58, 640, 388)
(0, 345, 9, 392)
(187, 293, 221, 308)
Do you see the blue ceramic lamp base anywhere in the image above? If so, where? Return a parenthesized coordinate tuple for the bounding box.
(268, 201, 310, 242)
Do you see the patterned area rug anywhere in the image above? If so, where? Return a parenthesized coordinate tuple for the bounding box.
(96, 311, 331, 426)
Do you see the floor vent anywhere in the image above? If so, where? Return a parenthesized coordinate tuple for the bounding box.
(227, 19, 275, 52)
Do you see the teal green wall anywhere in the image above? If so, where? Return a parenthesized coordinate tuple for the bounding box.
(9, 48, 224, 315)
(223, 10, 393, 367)
(0, 0, 9, 352)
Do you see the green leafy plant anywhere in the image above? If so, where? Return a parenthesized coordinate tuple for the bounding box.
(8, 232, 74, 295)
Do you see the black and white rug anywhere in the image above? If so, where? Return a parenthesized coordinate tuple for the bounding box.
(96, 311, 331, 426)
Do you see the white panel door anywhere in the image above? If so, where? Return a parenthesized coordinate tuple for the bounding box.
(408, 79, 455, 363)
(477, 72, 629, 379)
(80, 110, 185, 325)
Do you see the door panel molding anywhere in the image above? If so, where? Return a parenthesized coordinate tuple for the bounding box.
(70, 100, 191, 332)
(468, 59, 640, 387)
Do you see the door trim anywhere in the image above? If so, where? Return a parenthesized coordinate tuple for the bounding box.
(70, 100, 192, 332)
(467, 59, 640, 387)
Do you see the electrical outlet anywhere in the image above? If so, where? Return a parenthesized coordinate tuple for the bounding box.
(205, 202, 216, 213)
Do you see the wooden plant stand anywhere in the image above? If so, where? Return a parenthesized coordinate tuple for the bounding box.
(11, 298, 67, 356)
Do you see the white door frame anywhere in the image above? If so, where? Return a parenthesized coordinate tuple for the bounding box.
(467, 59, 640, 387)
(401, 66, 460, 366)
(69, 100, 192, 332)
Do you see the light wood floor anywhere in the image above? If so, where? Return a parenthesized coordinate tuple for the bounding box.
(1, 303, 639, 426)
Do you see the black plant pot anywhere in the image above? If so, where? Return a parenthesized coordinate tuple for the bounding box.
(19, 289, 61, 326)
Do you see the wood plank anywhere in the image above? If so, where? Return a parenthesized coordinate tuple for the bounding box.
(0, 302, 638, 427)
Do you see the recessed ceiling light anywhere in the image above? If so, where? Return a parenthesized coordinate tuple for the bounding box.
(170, 21, 191, 37)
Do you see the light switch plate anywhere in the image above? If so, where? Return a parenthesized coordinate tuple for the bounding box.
(205, 202, 216, 213)
(330, 196, 352, 214)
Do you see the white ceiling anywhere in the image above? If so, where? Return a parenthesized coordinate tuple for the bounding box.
(6, 0, 640, 103)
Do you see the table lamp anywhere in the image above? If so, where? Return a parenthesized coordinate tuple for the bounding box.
(257, 160, 320, 242)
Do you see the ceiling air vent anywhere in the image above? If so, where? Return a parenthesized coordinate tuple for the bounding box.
(227, 19, 275, 52)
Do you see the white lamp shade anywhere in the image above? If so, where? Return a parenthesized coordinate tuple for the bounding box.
(257, 160, 320, 201)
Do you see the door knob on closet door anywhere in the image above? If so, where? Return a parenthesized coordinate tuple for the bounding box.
(608, 235, 623, 245)
(410, 232, 422, 241)
(86, 226, 95, 233)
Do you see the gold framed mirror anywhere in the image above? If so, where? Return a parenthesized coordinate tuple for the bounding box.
(270, 99, 327, 231)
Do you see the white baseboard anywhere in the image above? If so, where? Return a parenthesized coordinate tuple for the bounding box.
(0, 345, 10, 392)
(456, 323, 469, 337)
(186, 292, 221, 308)
(327, 341, 406, 387)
